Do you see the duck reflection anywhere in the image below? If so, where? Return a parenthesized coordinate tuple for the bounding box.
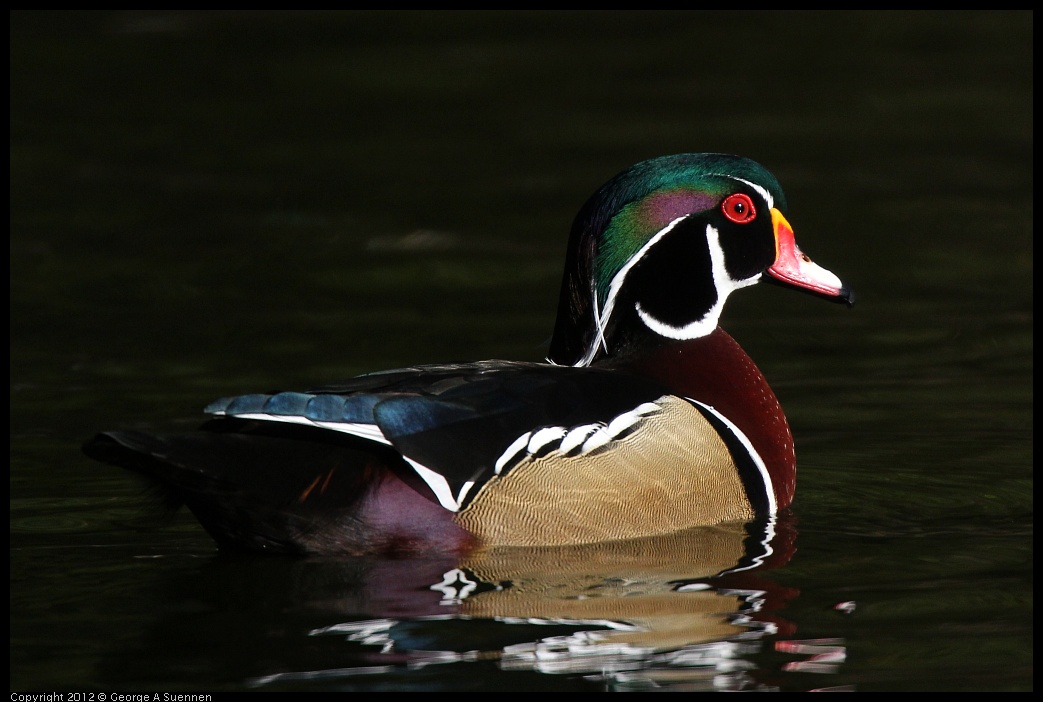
(248, 513, 843, 691)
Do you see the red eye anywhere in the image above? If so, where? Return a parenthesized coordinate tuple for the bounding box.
(721, 193, 757, 224)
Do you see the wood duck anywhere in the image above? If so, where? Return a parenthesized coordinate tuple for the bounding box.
(84, 153, 853, 556)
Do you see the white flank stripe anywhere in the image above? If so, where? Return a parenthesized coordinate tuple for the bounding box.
(580, 426, 612, 453)
(527, 427, 567, 453)
(403, 456, 461, 512)
(495, 432, 531, 474)
(687, 399, 776, 515)
(605, 401, 660, 436)
(497, 399, 663, 468)
(558, 424, 600, 454)
(456, 480, 476, 506)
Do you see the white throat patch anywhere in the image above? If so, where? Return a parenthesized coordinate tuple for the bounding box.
(634, 223, 761, 340)
(576, 219, 761, 365)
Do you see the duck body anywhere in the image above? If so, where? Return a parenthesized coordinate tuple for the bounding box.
(84, 153, 852, 555)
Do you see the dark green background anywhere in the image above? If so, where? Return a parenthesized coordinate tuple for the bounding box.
(11, 11, 1032, 691)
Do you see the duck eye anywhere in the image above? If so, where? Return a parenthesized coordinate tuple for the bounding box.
(721, 193, 757, 224)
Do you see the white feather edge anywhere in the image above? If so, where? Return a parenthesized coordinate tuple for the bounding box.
(214, 411, 467, 511)
(215, 395, 775, 518)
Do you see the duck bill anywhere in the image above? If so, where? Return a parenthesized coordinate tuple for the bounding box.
(765, 209, 854, 306)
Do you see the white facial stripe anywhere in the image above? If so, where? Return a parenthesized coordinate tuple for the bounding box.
(577, 216, 690, 367)
(718, 175, 774, 210)
(589, 295, 608, 364)
(633, 223, 763, 341)
(574, 176, 775, 367)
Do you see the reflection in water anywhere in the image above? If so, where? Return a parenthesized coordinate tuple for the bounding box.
(243, 515, 848, 691)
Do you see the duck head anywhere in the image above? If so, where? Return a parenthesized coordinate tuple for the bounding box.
(548, 153, 853, 367)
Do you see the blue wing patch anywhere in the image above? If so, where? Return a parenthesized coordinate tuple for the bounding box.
(206, 361, 674, 512)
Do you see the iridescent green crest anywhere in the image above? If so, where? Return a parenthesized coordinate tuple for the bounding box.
(589, 154, 787, 305)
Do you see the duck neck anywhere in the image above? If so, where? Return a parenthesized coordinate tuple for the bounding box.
(595, 327, 796, 509)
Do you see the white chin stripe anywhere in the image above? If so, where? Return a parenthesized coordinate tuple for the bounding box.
(634, 301, 717, 340)
(579, 219, 767, 357)
(632, 224, 760, 341)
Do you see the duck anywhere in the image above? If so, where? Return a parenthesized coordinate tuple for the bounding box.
(84, 153, 853, 556)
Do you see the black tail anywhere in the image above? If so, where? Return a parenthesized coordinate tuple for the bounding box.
(83, 423, 398, 555)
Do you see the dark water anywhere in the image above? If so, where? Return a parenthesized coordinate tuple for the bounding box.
(11, 11, 1031, 692)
